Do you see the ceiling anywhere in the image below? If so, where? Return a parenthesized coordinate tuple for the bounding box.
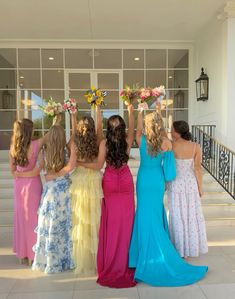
(0, 0, 229, 41)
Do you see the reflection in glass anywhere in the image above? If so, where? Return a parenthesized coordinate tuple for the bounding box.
(0, 111, 16, 130)
(20, 90, 42, 109)
(42, 70, 64, 89)
(168, 49, 188, 68)
(101, 110, 120, 130)
(98, 73, 119, 89)
(0, 89, 16, 109)
(123, 49, 144, 69)
(146, 70, 166, 88)
(123, 70, 144, 87)
(167, 109, 188, 130)
(167, 90, 188, 109)
(17, 109, 43, 130)
(102, 91, 119, 109)
(168, 70, 188, 89)
(69, 73, 91, 89)
(42, 90, 65, 104)
(146, 49, 167, 69)
(42, 49, 64, 68)
(65, 49, 93, 69)
(94, 49, 122, 69)
(69, 90, 90, 109)
(19, 70, 41, 89)
(43, 112, 65, 129)
(0, 70, 17, 89)
(0, 49, 17, 68)
(18, 49, 40, 68)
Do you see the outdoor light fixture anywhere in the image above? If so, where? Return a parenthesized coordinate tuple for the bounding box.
(195, 67, 209, 101)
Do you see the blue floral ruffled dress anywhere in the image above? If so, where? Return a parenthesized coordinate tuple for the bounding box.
(32, 175, 75, 274)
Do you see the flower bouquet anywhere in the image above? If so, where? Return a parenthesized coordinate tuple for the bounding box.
(120, 85, 140, 106)
(63, 98, 78, 114)
(39, 97, 63, 118)
(84, 87, 107, 108)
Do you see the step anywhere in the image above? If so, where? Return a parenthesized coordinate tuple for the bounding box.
(0, 225, 13, 248)
(0, 188, 14, 198)
(0, 171, 12, 179)
(0, 198, 14, 210)
(0, 179, 13, 188)
(205, 218, 235, 226)
(202, 191, 234, 201)
(0, 210, 14, 226)
(0, 150, 9, 161)
(202, 203, 235, 219)
(0, 163, 9, 171)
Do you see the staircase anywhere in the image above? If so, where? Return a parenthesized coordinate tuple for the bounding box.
(0, 153, 235, 248)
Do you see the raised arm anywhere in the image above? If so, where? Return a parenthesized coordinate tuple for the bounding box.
(136, 111, 143, 147)
(77, 139, 106, 170)
(95, 105, 104, 146)
(71, 112, 77, 136)
(126, 104, 134, 151)
(194, 144, 203, 197)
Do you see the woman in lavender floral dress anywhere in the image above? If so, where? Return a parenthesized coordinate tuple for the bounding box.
(167, 121, 208, 258)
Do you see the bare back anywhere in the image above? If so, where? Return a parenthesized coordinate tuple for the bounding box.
(173, 140, 197, 160)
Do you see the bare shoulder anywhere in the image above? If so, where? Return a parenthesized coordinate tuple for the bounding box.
(161, 138, 172, 152)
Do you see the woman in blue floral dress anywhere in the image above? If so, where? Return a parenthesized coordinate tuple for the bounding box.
(23, 124, 76, 274)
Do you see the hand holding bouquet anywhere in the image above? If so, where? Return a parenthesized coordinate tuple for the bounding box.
(39, 98, 63, 118)
(120, 85, 140, 106)
(63, 98, 78, 114)
(84, 87, 107, 108)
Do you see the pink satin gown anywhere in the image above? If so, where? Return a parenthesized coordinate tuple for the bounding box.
(97, 164, 136, 288)
(13, 140, 42, 260)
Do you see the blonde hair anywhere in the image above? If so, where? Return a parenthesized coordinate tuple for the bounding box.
(74, 116, 98, 162)
(144, 112, 166, 156)
(11, 119, 33, 167)
(44, 125, 66, 173)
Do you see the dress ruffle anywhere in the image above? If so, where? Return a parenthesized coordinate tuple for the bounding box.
(70, 167, 103, 275)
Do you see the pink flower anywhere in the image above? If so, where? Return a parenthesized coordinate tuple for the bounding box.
(70, 98, 76, 103)
(63, 103, 68, 109)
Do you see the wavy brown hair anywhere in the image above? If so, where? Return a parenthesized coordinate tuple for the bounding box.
(44, 125, 66, 173)
(11, 119, 33, 167)
(74, 116, 98, 162)
(144, 112, 166, 156)
(106, 115, 129, 168)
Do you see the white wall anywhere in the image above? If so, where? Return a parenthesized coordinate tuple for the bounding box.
(193, 15, 235, 150)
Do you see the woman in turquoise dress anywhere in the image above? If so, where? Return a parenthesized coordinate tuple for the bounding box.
(129, 110, 208, 286)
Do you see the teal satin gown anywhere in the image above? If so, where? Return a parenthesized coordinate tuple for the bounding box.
(129, 135, 208, 286)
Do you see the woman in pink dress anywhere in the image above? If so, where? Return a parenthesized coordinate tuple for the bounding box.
(9, 119, 46, 265)
(79, 105, 136, 288)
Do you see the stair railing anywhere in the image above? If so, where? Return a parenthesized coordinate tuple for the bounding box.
(192, 125, 235, 199)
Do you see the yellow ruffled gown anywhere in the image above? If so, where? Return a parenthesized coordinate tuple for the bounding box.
(70, 166, 103, 275)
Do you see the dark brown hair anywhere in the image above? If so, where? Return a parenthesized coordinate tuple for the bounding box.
(173, 121, 192, 141)
(106, 115, 129, 168)
(74, 116, 98, 162)
(11, 119, 34, 167)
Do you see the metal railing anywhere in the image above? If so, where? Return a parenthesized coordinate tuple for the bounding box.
(192, 125, 235, 200)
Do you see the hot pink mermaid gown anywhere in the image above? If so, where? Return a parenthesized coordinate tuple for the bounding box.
(97, 164, 136, 288)
(13, 140, 42, 260)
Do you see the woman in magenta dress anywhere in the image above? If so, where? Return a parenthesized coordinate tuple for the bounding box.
(9, 119, 46, 265)
(79, 105, 136, 288)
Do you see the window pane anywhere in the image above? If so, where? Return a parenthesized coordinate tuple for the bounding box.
(42, 49, 64, 68)
(166, 90, 188, 109)
(18, 49, 40, 68)
(20, 90, 42, 109)
(146, 49, 166, 69)
(0, 111, 16, 130)
(0, 70, 17, 89)
(69, 73, 91, 89)
(94, 49, 122, 69)
(0, 89, 16, 109)
(168, 49, 188, 68)
(123, 49, 144, 69)
(98, 73, 119, 89)
(146, 70, 166, 88)
(69, 90, 91, 109)
(19, 70, 41, 89)
(168, 70, 188, 88)
(123, 70, 144, 87)
(103, 91, 119, 109)
(42, 90, 65, 104)
(0, 131, 12, 150)
(0, 49, 17, 68)
(65, 49, 93, 69)
(42, 70, 64, 89)
(167, 109, 188, 130)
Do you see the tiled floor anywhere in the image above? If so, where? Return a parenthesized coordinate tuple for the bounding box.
(1, 226, 235, 299)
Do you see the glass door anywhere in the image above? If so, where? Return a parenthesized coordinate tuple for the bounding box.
(65, 70, 122, 140)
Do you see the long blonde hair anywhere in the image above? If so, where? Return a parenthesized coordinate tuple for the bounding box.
(11, 119, 33, 167)
(74, 116, 98, 162)
(44, 125, 66, 173)
(144, 112, 165, 156)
